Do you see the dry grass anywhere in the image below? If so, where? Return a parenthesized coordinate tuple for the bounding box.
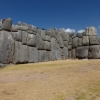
(0, 60, 100, 100)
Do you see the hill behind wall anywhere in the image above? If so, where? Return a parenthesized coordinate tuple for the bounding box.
(0, 18, 100, 64)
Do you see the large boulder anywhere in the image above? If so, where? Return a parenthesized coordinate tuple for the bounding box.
(68, 50, 72, 59)
(22, 31, 28, 45)
(0, 18, 12, 31)
(56, 32, 64, 48)
(40, 30, 46, 40)
(88, 45, 100, 59)
(69, 37, 72, 45)
(72, 37, 78, 48)
(84, 27, 98, 36)
(0, 31, 14, 64)
(11, 30, 22, 42)
(38, 50, 49, 62)
(76, 46, 89, 59)
(29, 47, 38, 63)
(45, 35, 51, 42)
(82, 36, 89, 46)
(13, 41, 29, 64)
(27, 33, 36, 47)
(64, 41, 68, 47)
(78, 38, 82, 46)
(76, 33, 83, 38)
(63, 47, 68, 59)
(36, 33, 44, 50)
(44, 41, 51, 51)
(89, 36, 99, 45)
(71, 49, 76, 59)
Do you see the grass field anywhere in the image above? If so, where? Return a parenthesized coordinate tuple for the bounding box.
(0, 60, 100, 100)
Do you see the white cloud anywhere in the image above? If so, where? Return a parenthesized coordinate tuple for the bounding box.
(98, 26, 100, 29)
(77, 30, 85, 33)
(63, 28, 75, 33)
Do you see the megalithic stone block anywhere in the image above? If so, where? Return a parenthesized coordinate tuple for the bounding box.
(88, 45, 100, 59)
(44, 41, 51, 51)
(82, 36, 89, 46)
(76, 33, 83, 38)
(84, 27, 98, 36)
(63, 47, 68, 59)
(89, 36, 99, 45)
(13, 41, 29, 64)
(71, 49, 76, 59)
(76, 46, 89, 59)
(56, 32, 64, 48)
(38, 50, 48, 62)
(0, 18, 12, 31)
(0, 31, 14, 64)
(40, 30, 46, 40)
(78, 38, 82, 46)
(72, 37, 78, 48)
(27, 33, 36, 47)
(68, 50, 72, 59)
(12, 30, 22, 42)
(36, 33, 44, 50)
(64, 41, 68, 47)
(22, 31, 28, 45)
(45, 35, 51, 42)
(29, 47, 38, 63)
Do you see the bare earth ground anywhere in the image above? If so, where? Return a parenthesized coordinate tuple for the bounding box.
(0, 60, 100, 100)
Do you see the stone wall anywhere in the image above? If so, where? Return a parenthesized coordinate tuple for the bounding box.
(0, 18, 100, 64)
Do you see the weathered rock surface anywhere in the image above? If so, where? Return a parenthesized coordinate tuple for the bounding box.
(89, 36, 99, 45)
(0, 31, 14, 64)
(13, 41, 29, 64)
(29, 47, 38, 63)
(88, 45, 100, 59)
(84, 27, 98, 36)
(27, 34, 36, 46)
(36, 33, 44, 50)
(0, 18, 12, 31)
(22, 31, 28, 45)
(72, 37, 78, 48)
(44, 41, 51, 51)
(76, 46, 89, 59)
(82, 36, 89, 46)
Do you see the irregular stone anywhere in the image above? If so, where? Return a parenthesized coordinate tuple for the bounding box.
(40, 30, 46, 40)
(44, 41, 51, 51)
(68, 45, 72, 50)
(12, 25, 18, 32)
(69, 37, 72, 45)
(68, 50, 72, 59)
(0, 31, 14, 64)
(84, 27, 98, 36)
(72, 34, 76, 39)
(76, 46, 89, 59)
(89, 36, 99, 45)
(78, 38, 82, 46)
(88, 45, 100, 59)
(76, 33, 83, 38)
(27, 34, 36, 47)
(56, 32, 64, 48)
(38, 50, 48, 62)
(36, 33, 44, 50)
(71, 49, 76, 59)
(82, 36, 89, 46)
(64, 41, 68, 47)
(72, 37, 78, 48)
(45, 35, 51, 42)
(12, 30, 22, 42)
(22, 31, 28, 45)
(29, 47, 38, 63)
(0, 18, 12, 31)
(63, 47, 68, 59)
(13, 41, 29, 64)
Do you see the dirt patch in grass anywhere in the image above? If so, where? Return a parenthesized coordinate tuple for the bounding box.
(0, 60, 100, 100)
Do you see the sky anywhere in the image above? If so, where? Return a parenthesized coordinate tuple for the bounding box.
(0, 0, 100, 36)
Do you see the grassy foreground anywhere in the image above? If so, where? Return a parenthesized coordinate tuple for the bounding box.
(0, 60, 100, 100)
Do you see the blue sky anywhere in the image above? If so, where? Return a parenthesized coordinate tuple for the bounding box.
(0, 0, 100, 36)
